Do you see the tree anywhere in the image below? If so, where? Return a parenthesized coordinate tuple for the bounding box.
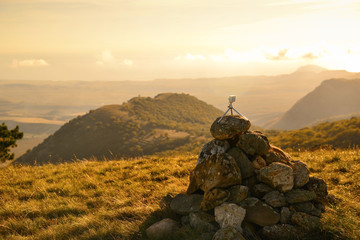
(0, 123, 23, 162)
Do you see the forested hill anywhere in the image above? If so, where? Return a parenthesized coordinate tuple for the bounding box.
(14, 93, 222, 165)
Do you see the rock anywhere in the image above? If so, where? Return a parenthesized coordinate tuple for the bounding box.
(306, 177, 328, 200)
(326, 194, 337, 204)
(227, 185, 249, 203)
(291, 212, 321, 231)
(291, 160, 309, 188)
(213, 226, 246, 240)
(197, 139, 230, 165)
(239, 197, 280, 226)
(314, 202, 325, 212)
(262, 224, 300, 239)
(201, 188, 230, 211)
(292, 202, 322, 217)
(258, 162, 294, 193)
(280, 207, 292, 224)
(252, 155, 267, 170)
(214, 203, 246, 232)
(237, 131, 270, 156)
(242, 175, 257, 189)
(187, 153, 242, 194)
(181, 215, 190, 226)
(170, 194, 203, 215)
(264, 145, 291, 165)
(189, 212, 217, 232)
(210, 115, 251, 140)
(146, 218, 180, 239)
(227, 147, 255, 179)
(262, 191, 287, 208)
(242, 221, 262, 240)
(285, 189, 317, 204)
(251, 183, 274, 198)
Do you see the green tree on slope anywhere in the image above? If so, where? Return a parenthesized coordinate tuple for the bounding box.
(0, 123, 23, 162)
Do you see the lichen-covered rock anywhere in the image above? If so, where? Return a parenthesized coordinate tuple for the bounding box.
(262, 190, 287, 208)
(237, 131, 270, 156)
(261, 224, 300, 239)
(201, 188, 230, 211)
(251, 183, 274, 198)
(285, 189, 317, 204)
(214, 203, 246, 232)
(210, 115, 251, 140)
(239, 197, 280, 226)
(197, 139, 230, 165)
(264, 145, 291, 165)
(170, 194, 203, 215)
(291, 212, 321, 231)
(187, 153, 242, 194)
(258, 162, 294, 193)
(280, 207, 292, 224)
(213, 226, 246, 240)
(227, 185, 249, 203)
(146, 218, 180, 239)
(306, 177, 328, 200)
(291, 160, 309, 188)
(189, 212, 217, 232)
(252, 155, 267, 170)
(227, 147, 255, 179)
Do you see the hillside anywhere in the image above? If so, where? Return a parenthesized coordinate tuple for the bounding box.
(268, 117, 360, 150)
(267, 79, 360, 130)
(14, 93, 222, 165)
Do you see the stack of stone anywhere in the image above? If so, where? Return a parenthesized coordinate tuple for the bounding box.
(146, 116, 330, 240)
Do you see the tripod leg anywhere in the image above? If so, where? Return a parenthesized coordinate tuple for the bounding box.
(232, 107, 248, 120)
(217, 108, 231, 123)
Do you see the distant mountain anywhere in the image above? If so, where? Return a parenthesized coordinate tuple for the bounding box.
(267, 79, 360, 130)
(268, 117, 360, 150)
(294, 64, 327, 73)
(14, 93, 223, 165)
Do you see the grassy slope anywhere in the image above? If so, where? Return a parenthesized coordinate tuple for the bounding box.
(1, 149, 360, 240)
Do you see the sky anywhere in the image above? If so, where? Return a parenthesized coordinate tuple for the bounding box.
(1, 0, 360, 81)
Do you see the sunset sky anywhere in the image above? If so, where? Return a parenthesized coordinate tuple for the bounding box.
(1, 0, 360, 81)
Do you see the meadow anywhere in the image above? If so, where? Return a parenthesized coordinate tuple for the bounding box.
(0, 149, 359, 240)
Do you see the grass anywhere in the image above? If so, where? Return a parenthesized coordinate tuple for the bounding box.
(0, 149, 359, 239)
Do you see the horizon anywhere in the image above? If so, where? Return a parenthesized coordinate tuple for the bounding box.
(1, 0, 360, 81)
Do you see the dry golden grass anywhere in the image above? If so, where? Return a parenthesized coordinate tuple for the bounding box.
(0, 149, 359, 239)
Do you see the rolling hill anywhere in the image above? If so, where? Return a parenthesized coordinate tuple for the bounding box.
(266, 79, 360, 130)
(14, 93, 223, 165)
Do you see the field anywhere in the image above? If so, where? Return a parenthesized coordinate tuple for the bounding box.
(0, 149, 359, 240)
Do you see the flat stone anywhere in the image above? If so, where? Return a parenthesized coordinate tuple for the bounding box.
(227, 147, 255, 179)
(262, 190, 287, 208)
(237, 131, 270, 156)
(291, 212, 322, 231)
(170, 194, 203, 215)
(264, 145, 291, 165)
(210, 115, 251, 140)
(258, 162, 294, 193)
(280, 207, 292, 224)
(189, 212, 217, 232)
(213, 226, 246, 240)
(239, 198, 280, 227)
(291, 160, 309, 188)
(292, 202, 322, 217)
(252, 155, 267, 170)
(227, 185, 249, 203)
(214, 203, 246, 232)
(187, 153, 242, 194)
(306, 177, 328, 200)
(201, 188, 230, 211)
(285, 189, 317, 204)
(197, 139, 230, 165)
(262, 224, 300, 239)
(146, 218, 180, 239)
(251, 183, 274, 198)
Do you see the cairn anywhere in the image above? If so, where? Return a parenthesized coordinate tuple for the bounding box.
(146, 116, 330, 240)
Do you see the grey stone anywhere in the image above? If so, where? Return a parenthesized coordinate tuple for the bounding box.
(252, 183, 274, 198)
(262, 224, 300, 239)
(227, 147, 255, 179)
(237, 131, 270, 156)
(214, 203, 246, 232)
(292, 202, 322, 217)
(227, 185, 249, 203)
(201, 188, 230, 211)
(285, 189, 317, 204)
(291, 212, 322, 231)
(198, 139, 230, 165)
(210, 115, 251, 140)
(264, 145, 291, 165)
(239, 198, 280, 226)
(213, 226, 246, 240)
(187, 153, 242, 194)
(258, 162, 294, 193)
(189, 212, 217, 232)
(306, 177, 328, 200)
(291, 160, 309, 188)
(252, 155, 267, 170)
(280, 207, 292, 224)
(146, 218, 180, 239)
(262, 190, 287, 208)
(170, 194, 203, 215)
(314, 202, 325, 212)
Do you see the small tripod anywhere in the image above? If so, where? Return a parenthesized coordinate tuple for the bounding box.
(217, 95, 248, 123)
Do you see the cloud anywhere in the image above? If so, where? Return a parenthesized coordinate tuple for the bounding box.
(301, 52, 319, 60)
(11, 59, 49, 68)
(265, 48, 289, 60)
(96, 50, 133, 67)
(175, 53, 206, 61)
